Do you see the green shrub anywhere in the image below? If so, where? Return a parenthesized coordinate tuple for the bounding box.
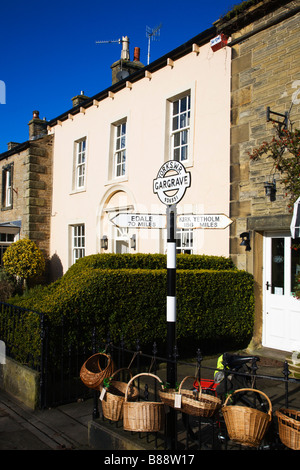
(2, 238, 45, 289)
(5, 254, 254, 361)
(0, 268, 18, 301)
(65, 253, 236, 278)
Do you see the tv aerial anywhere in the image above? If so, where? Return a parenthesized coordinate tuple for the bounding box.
(96, 36, 130, 60)
(146, 24, 162, 65)
(96, 36, 130, 80)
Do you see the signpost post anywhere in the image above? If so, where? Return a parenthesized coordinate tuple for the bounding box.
(153, 160, 191, 449)
(108, 159, 232, 449)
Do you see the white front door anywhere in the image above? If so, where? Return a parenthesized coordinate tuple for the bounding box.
(263, 232, 300, 352)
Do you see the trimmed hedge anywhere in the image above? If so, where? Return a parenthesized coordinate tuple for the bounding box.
(5, 253, 254, 361)
(64, 253, 236, 276)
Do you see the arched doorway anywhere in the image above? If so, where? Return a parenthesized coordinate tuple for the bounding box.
(97, 186, 136, 253)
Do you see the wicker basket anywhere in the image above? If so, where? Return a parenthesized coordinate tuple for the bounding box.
(123, 373, 165, 433)
(276, 408, 300, 450)
(159, 375, 221, 418)
(222, 388, 272, 447)
(80, 353, 114, 390)
(101, 368, 139, 422)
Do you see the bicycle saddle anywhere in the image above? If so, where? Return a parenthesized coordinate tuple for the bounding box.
(223, 352, 260, 368)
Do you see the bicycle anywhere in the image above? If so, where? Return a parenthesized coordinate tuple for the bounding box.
(182, 352, 273, 449)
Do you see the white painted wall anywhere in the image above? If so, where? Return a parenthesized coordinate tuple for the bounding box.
(49, 43, 231, 274)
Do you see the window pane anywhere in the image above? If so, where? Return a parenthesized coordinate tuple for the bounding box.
(176, 228, 193, 254)
(181, 129, 188, 144)
(174, 148, 180, 161)
(114, 122, 126, 178)
(171, 94, 190, 163)
(172, 116, 178, 131)
(271, 238, 284, 294)
(174, 133, 180, 147)
(180, 96, 187, 112)
(181, 145, 188, 161)
(180, 113, 187, 129)
(173, 101, 179, 115)
(76, 139, 86, 189)
(73, 225, 85, 263)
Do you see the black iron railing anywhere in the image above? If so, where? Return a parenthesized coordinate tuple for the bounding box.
(1, 301, 300, 450)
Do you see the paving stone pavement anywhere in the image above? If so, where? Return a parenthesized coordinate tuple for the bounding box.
(0, 388, 93, 451)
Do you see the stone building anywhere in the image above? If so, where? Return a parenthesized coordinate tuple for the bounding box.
(215, 0, 300, 352)
(0, 112, 53, 266)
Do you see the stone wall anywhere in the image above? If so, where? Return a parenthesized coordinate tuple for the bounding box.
(218, 1, 300, 271)
(0, 357, 40, 409)
(215, 0, 300, 348)
(23, 136, 53, 258)
(0, 134, 53, 261)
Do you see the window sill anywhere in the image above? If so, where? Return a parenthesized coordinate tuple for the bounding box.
(69, 188, 86, 195)
(105, 176, 128, 185)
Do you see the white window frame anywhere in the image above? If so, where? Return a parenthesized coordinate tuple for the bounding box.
(176, 228, 193, 254)
(0, 232, 15, 264)
(2, 164, 13, 208)
(171, 94, 190, 163)
(74, 138, 86, 190)
(5, 169, 12, 207)
(113, 121, 127, 178)
(72, 224, 85, 264)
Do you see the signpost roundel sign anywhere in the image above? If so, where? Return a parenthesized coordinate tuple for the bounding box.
(153, 160, 191, 205)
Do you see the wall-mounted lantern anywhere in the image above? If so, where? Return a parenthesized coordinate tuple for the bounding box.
(240, 231, 251, 251)
(264, 179, 276, 201)
(101, 235, 108, 250)
(131, 234, 136, 250)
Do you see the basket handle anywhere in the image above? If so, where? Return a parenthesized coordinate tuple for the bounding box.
(97, 352, 112, 372)
(178, 376, 202, 398)
(125, 372, 164, 401)
(223, 388, 272, 417)
(109, 367, 133, 381)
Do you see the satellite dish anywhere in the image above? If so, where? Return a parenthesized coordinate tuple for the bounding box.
(116, 69, 130, 80)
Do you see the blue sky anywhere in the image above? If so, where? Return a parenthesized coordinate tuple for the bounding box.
(0, 0, 239, 153)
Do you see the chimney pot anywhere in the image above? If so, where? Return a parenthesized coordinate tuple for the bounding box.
(33, 110, 40, 119)
(134, 47, 140, 61)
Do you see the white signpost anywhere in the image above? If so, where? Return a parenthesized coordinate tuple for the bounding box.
(110, 213, 166, 229)
(177, 213, 232, 230)
(153, 160, 191, 205)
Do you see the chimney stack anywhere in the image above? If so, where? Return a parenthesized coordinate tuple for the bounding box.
(71, 91, 89, 107)
(28, 110, 48, 140)
(111, 39, 144, 85)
